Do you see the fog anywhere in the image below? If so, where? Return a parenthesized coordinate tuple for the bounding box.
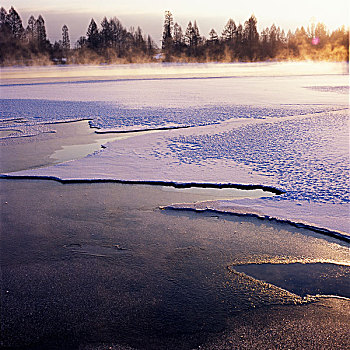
(1, 61, 348, 85)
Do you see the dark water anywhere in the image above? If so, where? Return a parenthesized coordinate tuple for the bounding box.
(1, 180, 349, 349)
(234, 262, 350, 298)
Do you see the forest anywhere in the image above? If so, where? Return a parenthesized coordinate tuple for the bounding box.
(0, 7, 348, 65)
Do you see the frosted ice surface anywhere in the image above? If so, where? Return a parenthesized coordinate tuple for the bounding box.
(1, 62, 349, 236)
(167, 111, 349, 203)
(0, 98, 341, 134)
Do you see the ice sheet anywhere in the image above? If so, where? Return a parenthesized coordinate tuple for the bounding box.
(1, 62, 349, 237)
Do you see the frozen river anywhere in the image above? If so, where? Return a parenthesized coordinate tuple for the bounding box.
(1, 61, 350, 349)
(1, 61, 349, 237)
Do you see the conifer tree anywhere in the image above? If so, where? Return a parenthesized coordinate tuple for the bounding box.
(35, 15, 47, 50)
(243, 15, 259, 60)
(109, 17, 125, 55)
(62, 24, 70, 51)
(26, 15, 36, 42)
(207, 28, 220, 60)
(86, 18, 99, 50)
(101, 17, 111, 48)
(134, 26, 145, 49)
(192, 21, 200, 47)
(0, 7, 7, 29)
(185, 21, 193, 47)
(146, 35, 156, 56)
(222, 19, 237, 42)
(173, 22, 184, 54)
(209, 29, 218, 42)
(162, 11, 173, 59)
(7, 6, 24, 39)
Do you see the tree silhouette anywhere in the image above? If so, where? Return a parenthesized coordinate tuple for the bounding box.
(100, 17, 112, 48)
(222, 19, 237, 43)
(184, 21, 193, 47)
(162, 11, 173, 59)
(0, 6, 348, 65)
(86, 18, 99, 50)
(146, 35, 156, 56)
(7, 6, 24, 39)
(0, 7, 7, 27)
(26, 15, 36, 43)
(243, 15, 259, 60)
(62, 25, 70, 52)
(207, 29, 221, 60)
(173, 22, 184, 54)
(35, 15, 48, 50)
(109, 17, 126, 56)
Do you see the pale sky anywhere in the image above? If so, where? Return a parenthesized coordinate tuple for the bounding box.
(2, 1, 349, 46)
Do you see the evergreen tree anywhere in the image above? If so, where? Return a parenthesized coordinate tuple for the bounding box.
(62, 24, 70, 51)
(222, 19, 237, 43)
(0, 7, 7, 29)
(35, 15, 48, 50)
(109, 17, 125, 55)
(207, 28, 220, 60)
(286, 30, 298, 57)
(294, 26, 308, 47)
(260, 27, 269, 58)
(76, 36, 87, 49)
(209, 28, 218, 42)
(7, 6, 24, 39)
(235, 23, 243, 58)
(236, 23, 243, 43)
(162, 11, 173, 59)
(192, 21, 200, 47)
(146, 34, 156, 56)
(314, 22, 328, 48)
(100, 17, 111, 48)
(221, 18, 237, 60)
(26, 15, 36, 42)
(269, 24, 278, 57)
(173, 22, 184, 54)
(86, 18, 99, 50)
(185, 21, 193, 47)
(0, 7, 11, 41)
(134, 26, 145, 50)
(243, 15, 259, 60)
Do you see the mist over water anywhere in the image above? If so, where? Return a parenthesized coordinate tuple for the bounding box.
(1, 61, 348, 83)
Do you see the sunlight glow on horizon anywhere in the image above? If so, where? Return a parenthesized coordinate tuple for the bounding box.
(1, 0, 349, 43)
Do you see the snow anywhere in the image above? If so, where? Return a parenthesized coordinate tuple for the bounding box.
(1, 62, 349, 237)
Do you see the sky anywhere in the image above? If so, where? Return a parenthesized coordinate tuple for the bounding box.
(2, 0, 349, 46)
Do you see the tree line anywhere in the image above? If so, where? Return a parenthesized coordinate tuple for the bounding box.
(162, 11, 349, 62)
(0, 7, 348, 66)
(0, 6, 157, 65)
